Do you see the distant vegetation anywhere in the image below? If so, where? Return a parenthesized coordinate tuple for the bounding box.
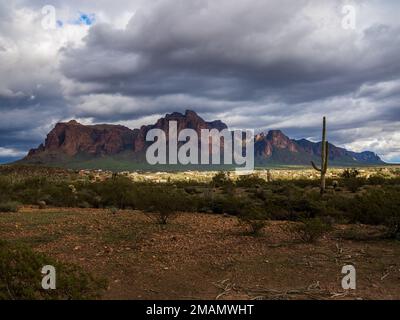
(1, 165, 400, 240)
(0, 164, 400, 300)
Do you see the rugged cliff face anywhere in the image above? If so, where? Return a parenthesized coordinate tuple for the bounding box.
(28, 120, 135, 157)
(26, 110, 229, 159)
(23, 110, 384, 167)
(255, 130, 299, 158)
(132, 110, 228, 153)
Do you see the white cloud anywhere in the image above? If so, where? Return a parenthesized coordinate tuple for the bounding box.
(0, 147, 26, 157)
(1, 0, 400, 162)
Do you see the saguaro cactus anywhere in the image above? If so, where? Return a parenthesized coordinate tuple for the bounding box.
(311, 117, 329, 195)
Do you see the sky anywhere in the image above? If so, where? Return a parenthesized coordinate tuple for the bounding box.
(0, 0, 399, 163)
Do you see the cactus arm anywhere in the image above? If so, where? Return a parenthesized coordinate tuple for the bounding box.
(311, 161, 322, 172)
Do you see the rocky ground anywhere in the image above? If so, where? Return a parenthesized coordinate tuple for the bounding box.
(1, 206, 399, 300)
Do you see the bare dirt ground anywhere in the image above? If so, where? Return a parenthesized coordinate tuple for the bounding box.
(1, 206, 399, 300)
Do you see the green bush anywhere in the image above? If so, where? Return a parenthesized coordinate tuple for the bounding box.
(210, 195, 248, 215)
(344, 177, 365, 193)
(348, 189, 400, 238)
(0, 241, 106, 300)
(384, 215, 400, 239)
(264, 185, 323, 220)
(235, 174, 266, 188)
(367, 175, 386, 186)
(0, 201, 20, 213)
(238, 204, 269, 235)
(211, 172, 232, 188)
(139, 188, 187, 224)
(89, 177, 137, 209)
(288, 217, 332, 243)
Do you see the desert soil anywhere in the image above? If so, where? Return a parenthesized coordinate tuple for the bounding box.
(0, 207, 399, 300)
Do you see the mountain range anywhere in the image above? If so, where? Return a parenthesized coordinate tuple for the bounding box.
(18, 110, 384, 170)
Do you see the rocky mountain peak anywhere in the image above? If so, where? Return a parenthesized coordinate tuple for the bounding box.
(23, 111, 384, 167)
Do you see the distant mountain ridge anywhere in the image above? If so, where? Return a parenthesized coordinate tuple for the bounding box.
(20, 110, 384, 169)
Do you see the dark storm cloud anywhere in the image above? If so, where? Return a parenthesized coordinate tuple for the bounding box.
(61, 2, 400, 106)
(1, 0, 400, 162)
(58, 1, 400, 143)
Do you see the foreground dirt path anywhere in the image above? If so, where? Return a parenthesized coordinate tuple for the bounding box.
(0, 207, 399, 299)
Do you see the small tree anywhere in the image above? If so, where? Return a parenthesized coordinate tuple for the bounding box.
(141, 189, 182, 225)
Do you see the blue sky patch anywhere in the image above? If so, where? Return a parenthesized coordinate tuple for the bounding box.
(72, 12, 96, 26)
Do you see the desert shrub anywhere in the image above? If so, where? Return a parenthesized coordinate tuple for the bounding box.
(335, 225, 384, 241)
(0, 201, 21, 213)
(318, 196, 348, 223)
(341, 168, 360, 179)
(344, 177, 365, 193)
(268, 208, 291, 221)
(209, 197, 224, 214)
(348, 189, 393, 224)
(211, 171, 232, 188)
(386, 177, 400, 186)
(252, 185, 298, 221)
(139, 189, 187, 224)
(292, 179, 320, 188)
(210, 195, 248, 215)
(235, 174, 266, 188)
(43, 183, 78, 207)
(289, 197, 324, 218)
(384, 216, 400, 239)
(253, 188, 267, 201)
(367, 175, 386, 186)
(238, 204, 269, 235)
(0, 240, 106, 300)
(288, 217, 332, 243)
(326, 194, 351, 211)
(221, 182, 235, 196)
(77, 201, 91, 209)
(267, 185, 323, 220)
(92, 176, 137, 209)
(184, 186, 202, 195)
(75, 187, 102, 208)
(348, 189, 400, 238)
